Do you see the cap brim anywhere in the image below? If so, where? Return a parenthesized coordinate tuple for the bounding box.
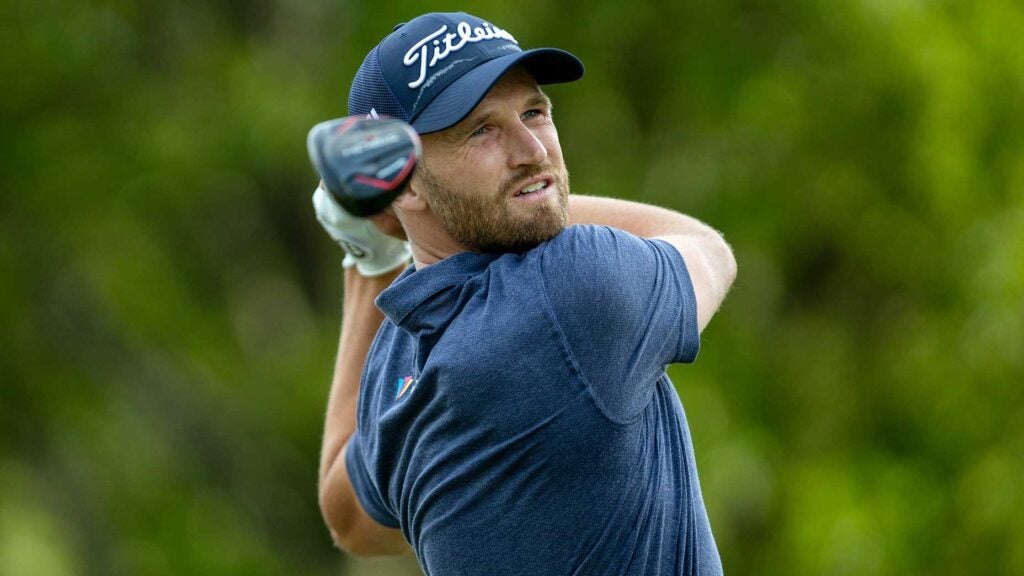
(409, 48, 584, 135)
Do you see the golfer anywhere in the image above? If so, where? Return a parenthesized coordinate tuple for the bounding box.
(313, 11, 736, 575)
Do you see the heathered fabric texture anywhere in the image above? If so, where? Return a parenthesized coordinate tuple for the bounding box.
(345, 224, 723, 575)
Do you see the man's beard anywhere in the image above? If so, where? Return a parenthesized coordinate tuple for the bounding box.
(418, 163, 571, 254)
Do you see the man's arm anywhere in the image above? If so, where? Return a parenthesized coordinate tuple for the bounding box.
(313, 198, 412, 556)
(318, 265, 410, 556)
(569, 195, 736, 332)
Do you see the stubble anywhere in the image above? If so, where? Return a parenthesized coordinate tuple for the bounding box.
(419, 163, 570, 254)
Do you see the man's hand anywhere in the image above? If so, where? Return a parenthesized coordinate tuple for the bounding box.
(313, 184, 411, 277)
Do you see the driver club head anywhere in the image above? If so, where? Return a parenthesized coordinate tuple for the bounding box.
(307, 117, 422, 217)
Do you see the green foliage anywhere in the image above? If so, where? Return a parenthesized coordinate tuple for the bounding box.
(2, 0, 1021, 574)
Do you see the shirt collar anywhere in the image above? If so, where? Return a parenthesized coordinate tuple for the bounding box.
(375, 251, 501, 331)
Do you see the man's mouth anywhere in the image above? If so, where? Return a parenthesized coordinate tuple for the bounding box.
(513, 178, 552, 198)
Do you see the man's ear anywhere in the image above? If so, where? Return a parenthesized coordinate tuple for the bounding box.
(394, 177, 428, 213)
(368, 206, 407, 240)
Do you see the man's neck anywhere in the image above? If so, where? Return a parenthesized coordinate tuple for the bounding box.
(409, 239, 471, 270)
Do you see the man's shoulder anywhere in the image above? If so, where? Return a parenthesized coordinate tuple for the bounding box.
(546, 223, 625, 246)
(525, 224, 627, 266)
(527, 224, 658, 280)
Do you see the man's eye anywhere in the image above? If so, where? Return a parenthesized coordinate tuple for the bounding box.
(470, 125, 487, 137)
(522, 109, 543, 120)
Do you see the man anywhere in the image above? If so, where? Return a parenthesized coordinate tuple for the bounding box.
(313, 11, 736, 575)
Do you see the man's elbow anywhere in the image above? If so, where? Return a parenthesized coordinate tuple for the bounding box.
(318, 486, 408, 557)
(328, 523, 409, 558)
(326, 525, 377, 558)
(715, 233, 737, 298)
(319, 486, 356, 551)
(319, 490, 369, 556)
(702, 230, 736, 305)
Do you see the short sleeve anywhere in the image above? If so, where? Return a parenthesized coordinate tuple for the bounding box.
(538, 225, 700, 422)
(344, 432, 401, 529)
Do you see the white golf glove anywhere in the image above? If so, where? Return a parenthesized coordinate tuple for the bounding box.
(312, 185, 411, 277)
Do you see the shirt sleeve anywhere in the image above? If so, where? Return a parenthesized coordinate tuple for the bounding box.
(538, 225, 700, 423)
(344, 431, 401, 529)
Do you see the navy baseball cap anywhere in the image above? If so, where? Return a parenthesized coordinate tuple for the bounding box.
(347, 12, 584, 134)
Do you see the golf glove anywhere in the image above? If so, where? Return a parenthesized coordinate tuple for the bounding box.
(312, 185, 411, 277)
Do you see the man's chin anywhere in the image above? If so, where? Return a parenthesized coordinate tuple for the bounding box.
(467, 221, 566, 254)
(437, 184, 569, 254)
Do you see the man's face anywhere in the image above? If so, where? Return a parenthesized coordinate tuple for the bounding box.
(413, 67, 570, 253)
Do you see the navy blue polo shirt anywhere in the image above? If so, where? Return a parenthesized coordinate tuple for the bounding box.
(345, 224, 722, 575)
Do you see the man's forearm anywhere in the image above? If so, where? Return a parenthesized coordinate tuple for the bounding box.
(317, 265, 410, 555)
(568, 194, 721, 240)
(318, 266, 402, 487)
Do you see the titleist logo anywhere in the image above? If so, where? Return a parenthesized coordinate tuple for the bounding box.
(404, 21, 518, 89)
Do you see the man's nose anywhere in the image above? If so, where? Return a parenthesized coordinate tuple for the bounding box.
(506, 121, 547, 168)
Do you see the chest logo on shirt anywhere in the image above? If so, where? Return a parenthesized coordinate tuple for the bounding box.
(395, 375, 417, 400)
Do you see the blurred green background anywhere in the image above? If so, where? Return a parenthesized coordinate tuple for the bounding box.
(2, 0, 1022, 574)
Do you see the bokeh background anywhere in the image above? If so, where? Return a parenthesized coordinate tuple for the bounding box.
(3, 0, 1023, 574)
